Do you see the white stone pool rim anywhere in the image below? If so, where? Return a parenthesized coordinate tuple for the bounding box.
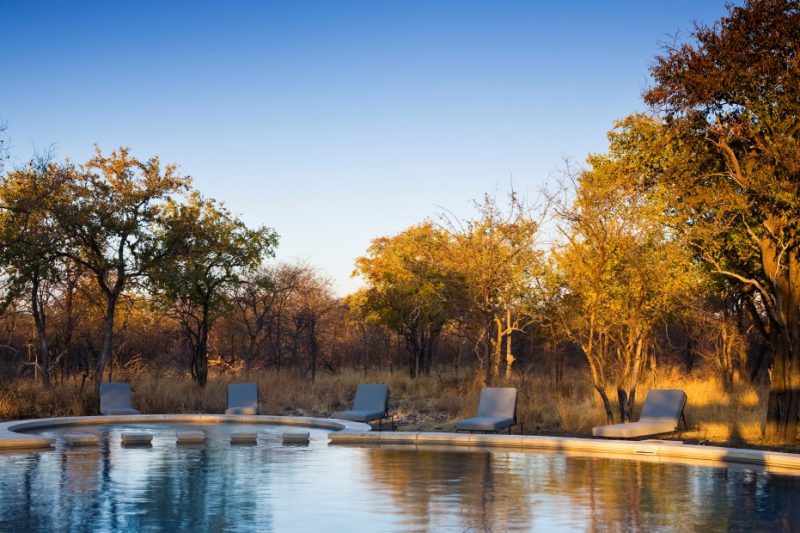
(2, 414, 798, 474)
(0, 414, 371, 449)
(328, 431, 800, 474)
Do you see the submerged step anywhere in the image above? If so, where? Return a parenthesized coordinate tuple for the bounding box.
(176, 430, 206, 444)
(282, 431, 310, 445)
(121, 432, 153, 445)
(231, 432, 258, 444)
(63, 433, 101, 446)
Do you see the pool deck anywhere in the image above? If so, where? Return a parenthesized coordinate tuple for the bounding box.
(2, 414, 799, 473)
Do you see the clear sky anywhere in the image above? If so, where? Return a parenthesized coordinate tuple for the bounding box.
(1, 0, 731, 295)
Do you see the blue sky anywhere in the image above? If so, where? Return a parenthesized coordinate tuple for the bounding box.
(1, 1, 730, 294)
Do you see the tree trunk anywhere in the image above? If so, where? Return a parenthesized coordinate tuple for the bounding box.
(30, 275, 50, 387)
(95, 292, 119, 394)
(594, 385, 614, 425)
(765, 340, 800, 442)
(761, 240, 800, 443)
(404, 329, 419, 379)
(720, 321, 735, 393)
(504, 306, 515, 379)
(308, 320, 318, 383)
(490, 316, 503, 383)
(617, 334, 646, 422)
(191, 304, 210, 388)
(617, 387, 637, 424)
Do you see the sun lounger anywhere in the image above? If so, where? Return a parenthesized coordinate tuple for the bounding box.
(226, 383, 259, 415)
(99, 382, 141, 415)
(334, 384, 393, 430)
(456, 387, 522, 434)
(592, 389, 688, 438)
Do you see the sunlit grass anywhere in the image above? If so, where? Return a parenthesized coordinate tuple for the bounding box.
(0, 365, 782, 449)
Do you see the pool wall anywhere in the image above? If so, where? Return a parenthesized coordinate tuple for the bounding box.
(329, 431, 800, 473)
(0, 414, 371, 449)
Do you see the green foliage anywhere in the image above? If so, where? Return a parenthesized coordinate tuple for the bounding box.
(150, 193, 277, 386)
(55, 147, 192, 295)
(154, 192, 278, 313)
(351, 193, 546, 381)
(555, 121, 704, 421)
(0, 159, 67, 312)
(350, 222, 463, 376)
(644, 0, 800, 440)
(351, 223, 460, 330)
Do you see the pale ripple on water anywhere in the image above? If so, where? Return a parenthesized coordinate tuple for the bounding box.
(0, 424, 798, 532)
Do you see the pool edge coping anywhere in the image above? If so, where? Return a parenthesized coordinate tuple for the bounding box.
(4, 416, 798, 474)
(328, 431, 800, 473)
(0, 414, 372, 449)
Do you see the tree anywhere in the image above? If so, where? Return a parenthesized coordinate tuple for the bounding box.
(153, 193, 278, 387)
(52, 147, 190, 391)
(0, 158, 83, 386)
(350, 222, 463, 378)
(445, 193, 544, 384)
(230, 264, 309, 371)
(644, 0, 800, 441)
(287, 268, 339, 383)
(554, 132, 699, 424)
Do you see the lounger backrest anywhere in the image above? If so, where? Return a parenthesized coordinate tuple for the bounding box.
(100, 382, 133, 411)
(639, 389, 687, 422)
(476, 387, 517, 421)
(352, 384, 389, 414)
(228, 383, 259, 410)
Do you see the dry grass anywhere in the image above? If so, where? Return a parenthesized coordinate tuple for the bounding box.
(0, 366, 791, 451)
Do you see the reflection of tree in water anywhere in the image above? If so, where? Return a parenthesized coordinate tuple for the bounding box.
(2, 442, 800, 531)
(0, 432, 277, 531)
(97, 444, 275, 531)
(365, 448, 532, 531)
(364, 448, 800, 531)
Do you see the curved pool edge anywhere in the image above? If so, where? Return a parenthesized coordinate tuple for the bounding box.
(0, 414, 372, 449)
(329, 431, 800, 473)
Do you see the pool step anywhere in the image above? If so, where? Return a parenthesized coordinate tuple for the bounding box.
(176, 430, 206, 444)
(282, 431, 310, 445)
(121, 432, 153, 445)
(63, 433, 100, 446)
(231, 432, 258, 444)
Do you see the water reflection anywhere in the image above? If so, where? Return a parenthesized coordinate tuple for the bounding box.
(363, 447, 800, 532)
(1, 427, 798, 532)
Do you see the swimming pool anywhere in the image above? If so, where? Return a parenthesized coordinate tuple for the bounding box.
(1, 421, 799, 531)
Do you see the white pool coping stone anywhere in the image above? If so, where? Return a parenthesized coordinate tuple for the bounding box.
(329, 432, 800, 473)
(0, 414, 371, 450)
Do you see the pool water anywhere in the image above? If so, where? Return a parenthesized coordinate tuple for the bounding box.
(1, 424, 798, 532)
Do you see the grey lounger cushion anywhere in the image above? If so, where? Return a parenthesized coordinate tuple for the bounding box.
(592, 389, 687, 438)
(456, 415, 515, 432)
(226, 383, 259, 415)
(335, 384, 389, 423)
(457, 387, 517, 432)
(99, 382, 141, 415)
